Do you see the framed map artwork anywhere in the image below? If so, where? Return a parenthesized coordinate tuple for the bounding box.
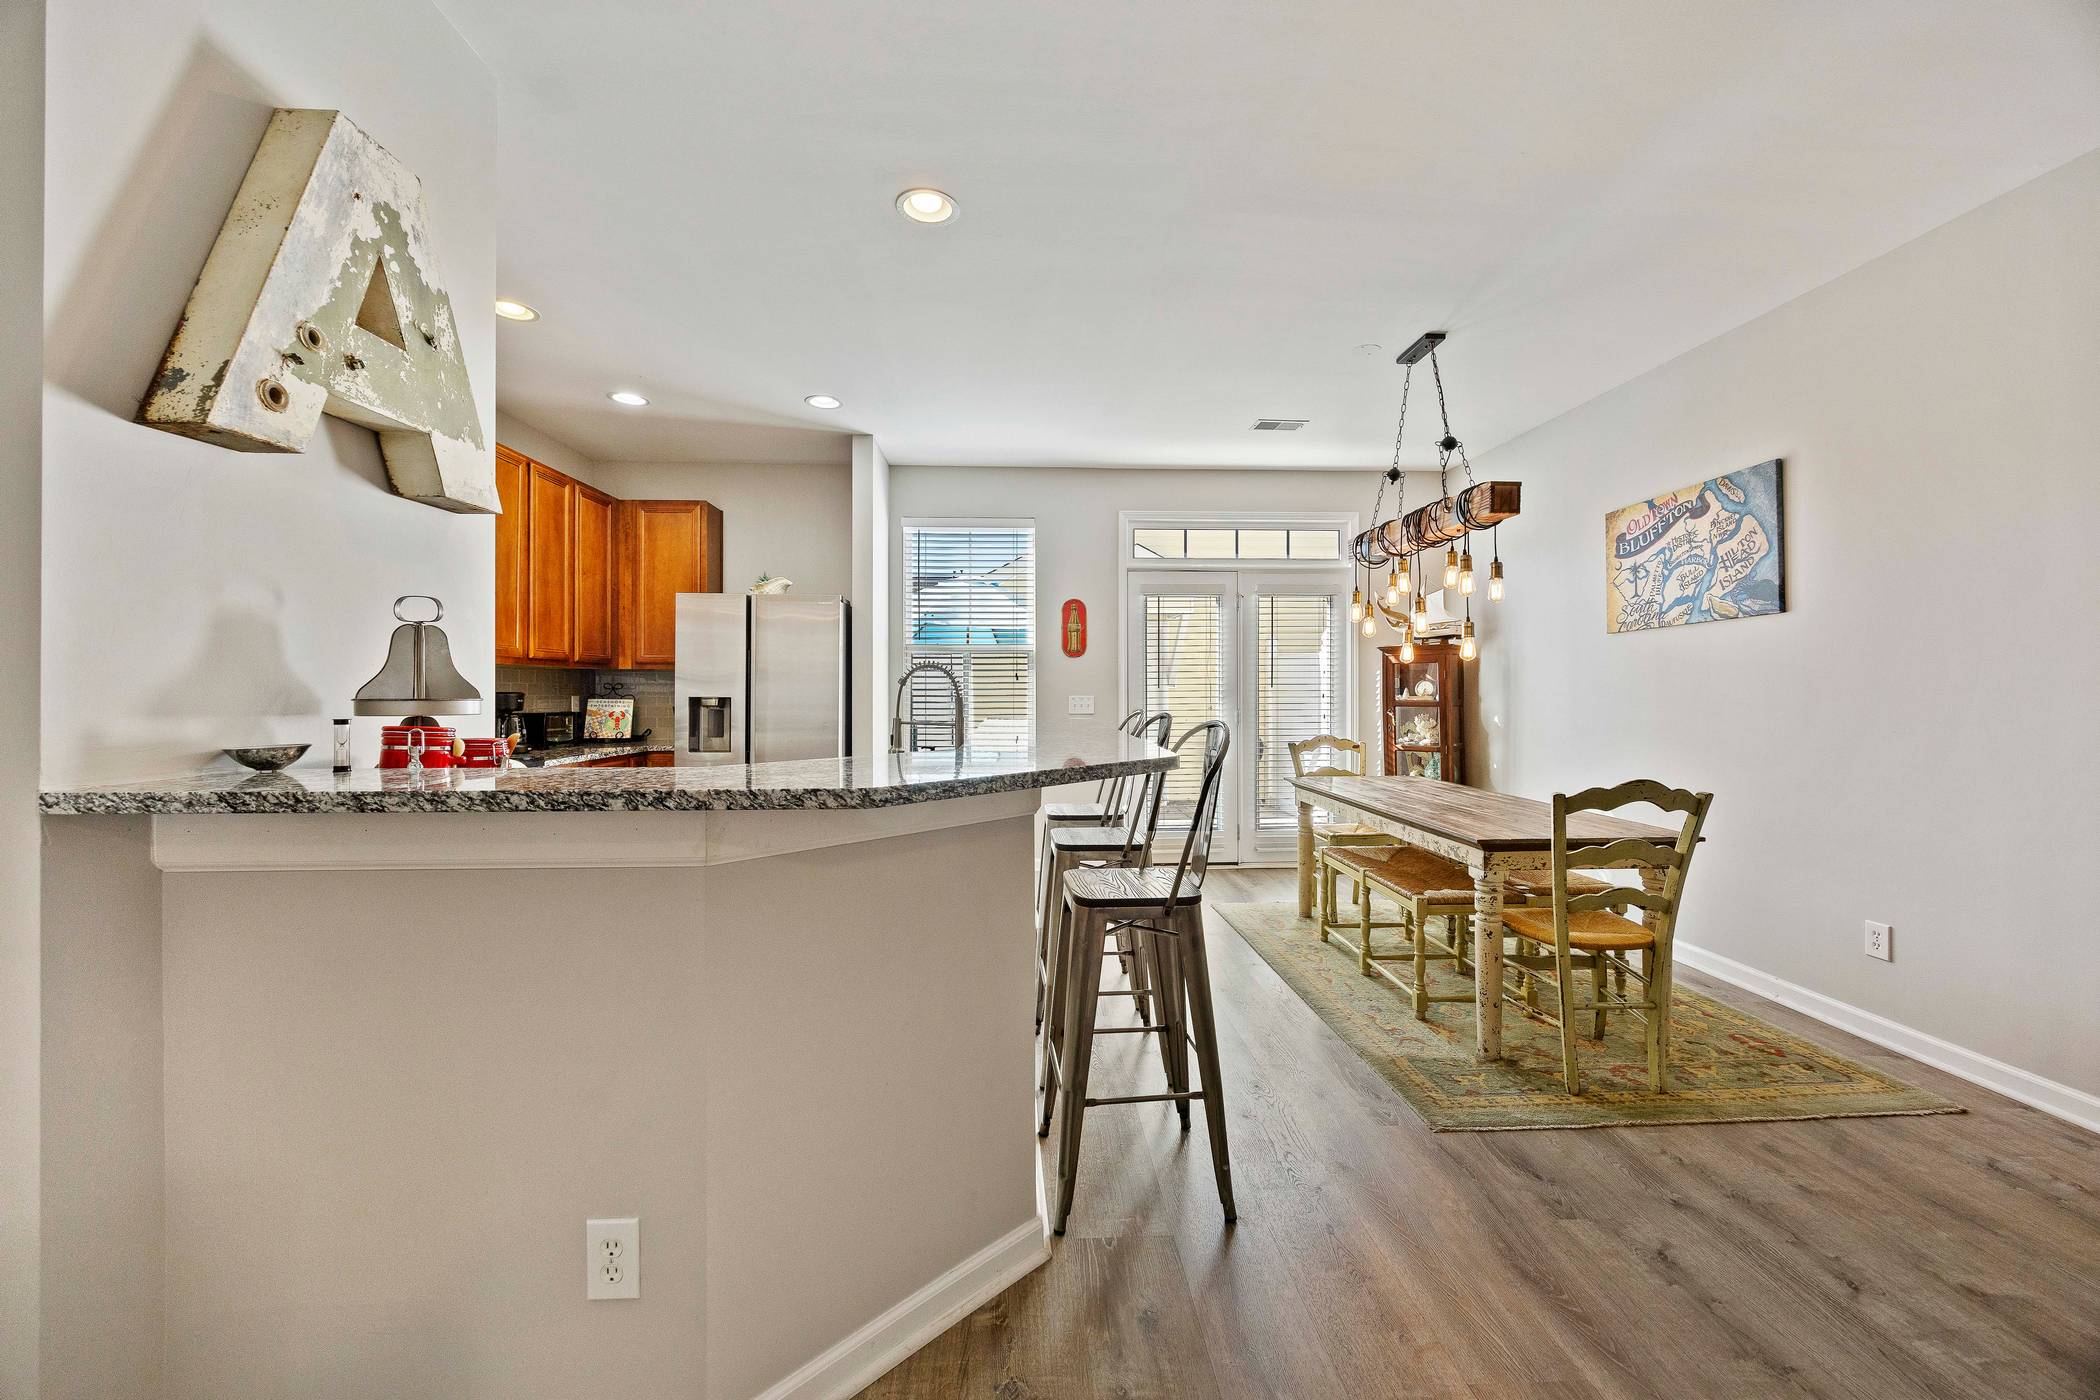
(1606, 459, 1784, 634)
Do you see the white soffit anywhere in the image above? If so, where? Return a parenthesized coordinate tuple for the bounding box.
(439, 0, 2100, 467)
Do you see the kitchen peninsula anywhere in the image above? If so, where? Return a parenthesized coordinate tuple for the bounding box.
(39, 733, 1171, 1399)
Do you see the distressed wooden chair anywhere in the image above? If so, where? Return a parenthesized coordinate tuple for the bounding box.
(1034, 711, 1172, 1033)
(1289, 735, 1397, 910)
(1041, 720, 1235, 1234)
(1499, 780, 1712, 1094)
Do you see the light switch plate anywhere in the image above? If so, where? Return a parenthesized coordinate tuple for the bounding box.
(1067, 695, 1095, 715)
(587, 1217, 640, 1299)
(1863, 921, 1893, 962)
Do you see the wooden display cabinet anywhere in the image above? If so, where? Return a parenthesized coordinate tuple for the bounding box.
(1379, 639, 1464, 783)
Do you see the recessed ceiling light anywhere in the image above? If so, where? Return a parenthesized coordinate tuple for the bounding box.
(607, 390, 649, 407)
(804, 394, 842, 410)
(895, 188, 957, 224)
(494, 298, 540, 322)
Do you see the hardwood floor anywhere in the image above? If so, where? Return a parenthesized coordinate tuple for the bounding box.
(858, 868, 2100, 1400)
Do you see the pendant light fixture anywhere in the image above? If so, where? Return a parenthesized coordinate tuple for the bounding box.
(1353, 331, 1514, 666)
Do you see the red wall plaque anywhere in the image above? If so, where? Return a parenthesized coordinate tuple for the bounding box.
(1059, 598, 1087, 657)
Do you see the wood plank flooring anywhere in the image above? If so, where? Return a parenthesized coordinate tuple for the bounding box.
(858, 869, 2100, 1400)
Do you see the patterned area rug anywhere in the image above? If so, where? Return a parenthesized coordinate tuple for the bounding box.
(1214, 901, 1962, 1131)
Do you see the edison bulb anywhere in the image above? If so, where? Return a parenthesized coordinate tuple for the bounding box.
(1350, 587, 1363, 622)
(1384, 567, 1400, 609)
(1399, 639, 1415, 663)
(1488, 559, 1505, 602)
(1458, 617, 1478, 661)
(1458, 549, 1475, 596)
(1360, 613, 1376, 638)
(1443, 546, 1460, 589)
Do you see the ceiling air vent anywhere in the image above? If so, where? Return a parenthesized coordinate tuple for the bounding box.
(1251, 419, 1308, 431)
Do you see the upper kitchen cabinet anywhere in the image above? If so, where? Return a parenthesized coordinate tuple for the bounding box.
(616, 500, 724, 669)
(572, 482, 616, 666)
(494, 446, 530, 663)
(493, 445, 722, 669)
(524, 460, 576, 663)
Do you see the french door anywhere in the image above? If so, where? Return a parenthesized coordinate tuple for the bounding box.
(1128, 570, 1350, 864)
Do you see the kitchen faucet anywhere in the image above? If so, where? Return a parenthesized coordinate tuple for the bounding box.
(889, 662, 967, 752)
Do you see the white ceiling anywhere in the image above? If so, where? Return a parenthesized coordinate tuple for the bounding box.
(437, 0, 2100, 468)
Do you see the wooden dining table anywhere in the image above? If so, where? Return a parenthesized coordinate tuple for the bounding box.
(1291, 774, 1684, 1060)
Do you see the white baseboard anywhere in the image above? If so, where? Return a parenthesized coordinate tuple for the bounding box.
(1675, 942, 2100, 1136)
(750, 1216, 1050, 1400)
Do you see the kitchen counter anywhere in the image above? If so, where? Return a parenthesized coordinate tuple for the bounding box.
(517, 739, 673, 767)
(39, 732, 1171, 815)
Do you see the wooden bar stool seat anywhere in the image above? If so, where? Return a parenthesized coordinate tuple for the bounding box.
(1043, 800, 1112, 823)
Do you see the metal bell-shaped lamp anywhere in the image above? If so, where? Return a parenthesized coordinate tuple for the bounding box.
(353, 595, 483, 726)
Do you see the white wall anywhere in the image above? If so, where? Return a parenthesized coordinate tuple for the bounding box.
(583, 458, 853, 600)
(495, 408, 614, 493)
(39, 0, 498, 787)
(851, 438, 892, 759)
(1, 1, 45, 1393)
(1469, 149, 2100, 1100)
(887, 465, 1440, 771)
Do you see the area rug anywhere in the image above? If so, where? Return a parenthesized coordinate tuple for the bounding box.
(1214, 901, 1962, 1131)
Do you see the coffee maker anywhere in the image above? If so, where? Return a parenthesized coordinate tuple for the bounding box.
(495, 691, 526, 748)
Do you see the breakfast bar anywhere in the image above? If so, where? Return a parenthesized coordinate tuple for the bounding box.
(40, 735, 1170, 1400)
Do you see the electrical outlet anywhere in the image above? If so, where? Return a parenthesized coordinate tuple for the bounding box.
(1864, 921, 1893, 962)
(586, 1218, 639, 1300)
(1067, 694, 1095, 715)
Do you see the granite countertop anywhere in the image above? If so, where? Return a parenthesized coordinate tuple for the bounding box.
(40, 730, 1174, 815)
(518, 739, 673, 767)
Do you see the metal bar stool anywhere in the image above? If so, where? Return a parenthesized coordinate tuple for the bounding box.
(1034, 712, 1172, 1033)
(1040, 721, 1235, 1235)
(1039, 707, 1142, 830)
(1035, 708, 1145, 934)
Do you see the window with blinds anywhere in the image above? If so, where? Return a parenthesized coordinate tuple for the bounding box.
(1140, 594, 1225, 821)
(1255, 594, 1340, 831)
(901, 525, 1035, 752)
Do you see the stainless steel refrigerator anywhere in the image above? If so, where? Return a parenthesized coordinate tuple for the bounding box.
(674, 594, 851, 766)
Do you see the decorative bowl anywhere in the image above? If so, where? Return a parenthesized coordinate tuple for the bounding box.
(223, 744, 310, 772)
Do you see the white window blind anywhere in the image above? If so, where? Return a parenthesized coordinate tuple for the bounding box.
(1255, 594, 1340, 831)
(901, 525, 1035, 752)
(1140, 594, 1224, 821)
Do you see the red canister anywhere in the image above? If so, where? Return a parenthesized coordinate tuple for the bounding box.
(458, 736, 508, 769)
(378, 725, 458, 769)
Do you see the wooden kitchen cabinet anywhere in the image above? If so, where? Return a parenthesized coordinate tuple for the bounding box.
(615, 500, 724, 669)
(571, 482, 616, 666)
(493, 444, 723, 669)
(494, 446, 530, 664)
(525, 461, 575, 663)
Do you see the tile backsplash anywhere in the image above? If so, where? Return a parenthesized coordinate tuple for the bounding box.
(496, 666, 675, 741)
